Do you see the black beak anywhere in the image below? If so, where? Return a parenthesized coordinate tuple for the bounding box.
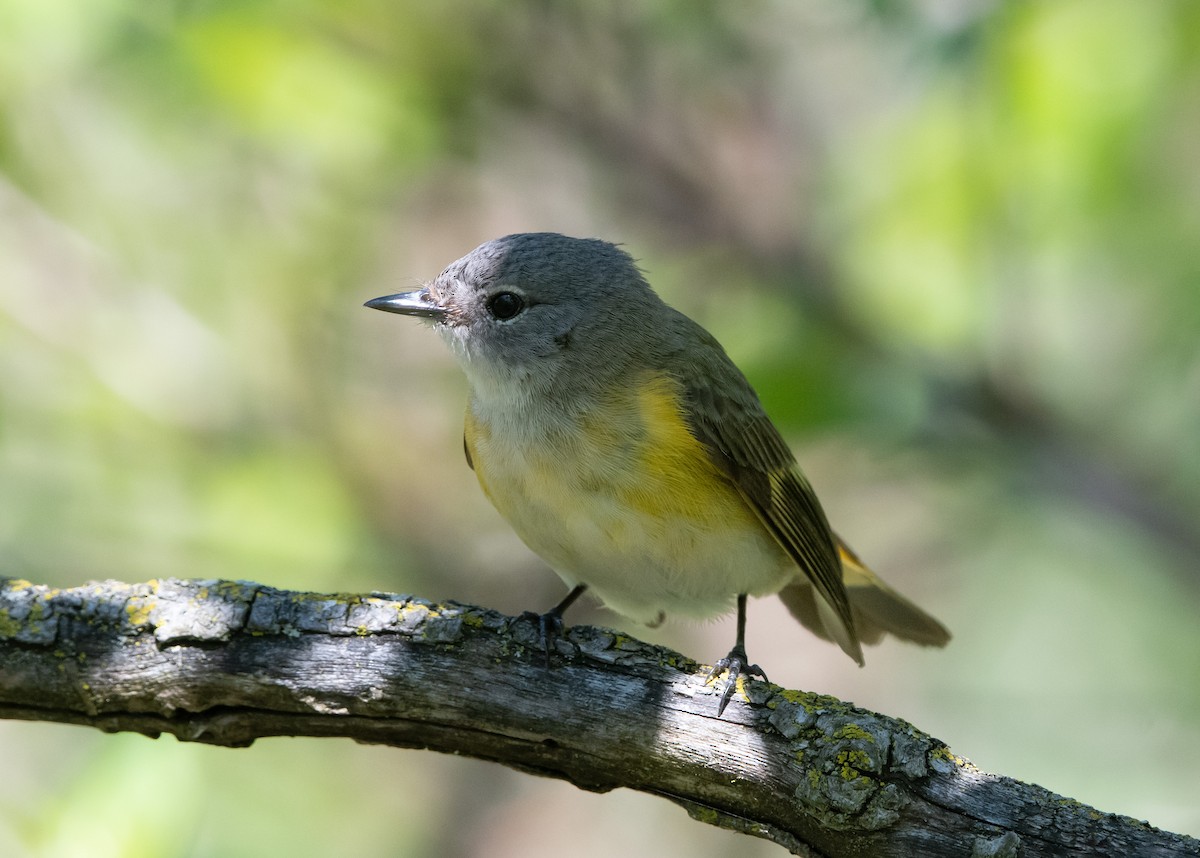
(363, 289, 447, 320)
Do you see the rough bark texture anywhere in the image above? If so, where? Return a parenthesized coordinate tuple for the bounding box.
(0, 577, 1194, 857)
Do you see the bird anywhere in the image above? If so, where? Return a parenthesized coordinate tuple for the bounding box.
(365, 233, 950, 714)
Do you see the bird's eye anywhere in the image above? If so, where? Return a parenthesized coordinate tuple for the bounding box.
(486, 291, 525, 321)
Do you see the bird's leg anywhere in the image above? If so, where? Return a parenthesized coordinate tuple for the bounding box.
(520, 584, 588, 662)
(708, 594, 768, 716)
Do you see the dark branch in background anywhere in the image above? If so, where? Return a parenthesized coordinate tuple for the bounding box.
(1, 578, 1194, 857)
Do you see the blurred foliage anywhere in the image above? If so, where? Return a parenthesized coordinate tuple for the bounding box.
(1, 0, 1198, 854)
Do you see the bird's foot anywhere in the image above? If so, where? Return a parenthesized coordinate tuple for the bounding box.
(518, 584, 588, 664)
(707, 644, 768, 716)
(518, 609, 566, 664)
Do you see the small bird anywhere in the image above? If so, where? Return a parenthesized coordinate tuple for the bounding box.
(366, 233, 949, 714)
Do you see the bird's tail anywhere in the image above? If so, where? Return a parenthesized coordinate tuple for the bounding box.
(778, 536, 950, 655)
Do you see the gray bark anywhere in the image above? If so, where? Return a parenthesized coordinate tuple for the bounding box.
(0, 577, 1194, 857)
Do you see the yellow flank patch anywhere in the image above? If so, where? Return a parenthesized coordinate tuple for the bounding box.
(463, 408, 495, 503)
(610, 375, 746, 523)
(465, 372, 753, 529)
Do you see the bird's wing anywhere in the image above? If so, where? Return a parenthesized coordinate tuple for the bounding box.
(673, 326, 862, 664)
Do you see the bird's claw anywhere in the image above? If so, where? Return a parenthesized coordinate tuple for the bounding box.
(518, 610, 566, 664)
(707, 645, 768, 716)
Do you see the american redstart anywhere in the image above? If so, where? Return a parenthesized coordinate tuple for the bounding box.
(366, 233, 949, 714)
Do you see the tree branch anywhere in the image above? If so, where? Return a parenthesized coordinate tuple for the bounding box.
(0, 577, 1193, 857)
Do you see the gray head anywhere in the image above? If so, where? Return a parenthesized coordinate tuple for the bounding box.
(365, 233, 674, 403)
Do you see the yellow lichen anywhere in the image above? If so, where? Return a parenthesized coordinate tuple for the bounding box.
(662, 652, 692, 669)
(836, 749, 873, 781)
(125, 600, 154, 627)
(398, 603, 437, 622)
(930, 744, 974, 769)
(775, 688, 812, 705)
(0, 612, 18, 638)
(833, 724, 875, 743)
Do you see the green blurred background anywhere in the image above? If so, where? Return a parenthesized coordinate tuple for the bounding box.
(2, 1, 1198, 854)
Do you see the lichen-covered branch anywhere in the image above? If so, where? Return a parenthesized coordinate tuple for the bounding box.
(0, 577, 1193, 857)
